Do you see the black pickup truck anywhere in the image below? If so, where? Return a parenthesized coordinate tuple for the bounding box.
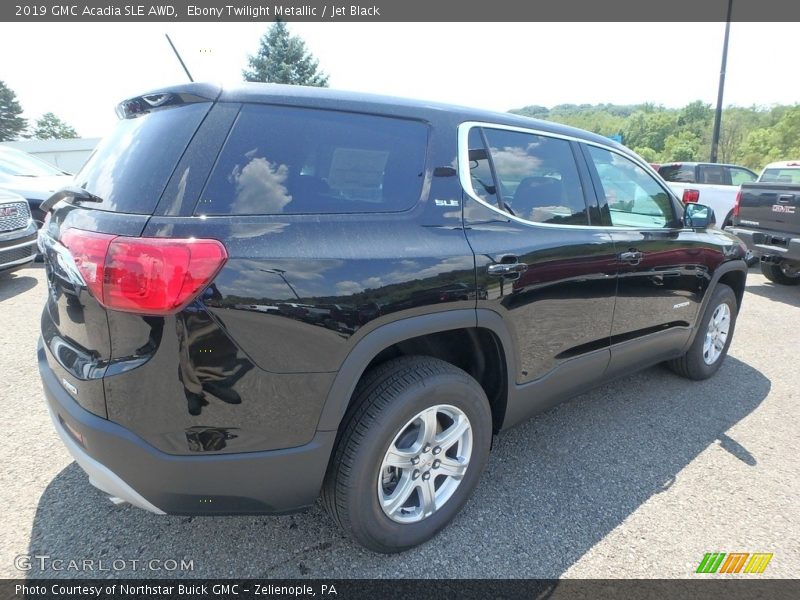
(730, 161, 800, 285)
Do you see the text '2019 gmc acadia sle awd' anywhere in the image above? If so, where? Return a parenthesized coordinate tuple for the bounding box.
(38, 83, 748, 553)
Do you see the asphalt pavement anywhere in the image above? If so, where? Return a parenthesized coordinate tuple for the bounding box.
(1, 264, 797, 578)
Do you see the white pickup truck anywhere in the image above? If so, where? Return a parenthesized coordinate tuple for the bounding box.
(655, 162, 758, 227)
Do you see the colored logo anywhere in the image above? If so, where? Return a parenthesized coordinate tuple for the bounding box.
(696, 552, 773, 574)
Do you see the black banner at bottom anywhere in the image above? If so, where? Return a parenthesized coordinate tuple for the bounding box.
(1, 579, 799, 600)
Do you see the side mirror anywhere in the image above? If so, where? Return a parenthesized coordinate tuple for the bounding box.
(684, 203, 716, 229)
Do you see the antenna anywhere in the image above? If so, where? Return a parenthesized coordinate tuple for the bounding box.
(165, 33, 194, 82)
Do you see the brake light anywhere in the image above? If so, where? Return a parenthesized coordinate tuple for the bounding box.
(682, 189, 700, 203)
(733, 190, 742, 217)
(60, 229, 227, 315)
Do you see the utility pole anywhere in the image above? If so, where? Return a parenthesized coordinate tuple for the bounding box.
(710, 0, 733, 163)
(165, 33, 194, 83)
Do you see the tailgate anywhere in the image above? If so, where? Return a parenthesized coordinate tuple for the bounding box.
(38, 91, 214, 417)
(737, 184, 800, 235)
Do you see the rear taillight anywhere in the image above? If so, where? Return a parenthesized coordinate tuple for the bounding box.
(682, 189, 700, 204)
(60, 229, 227, 315)
(733, 190, 742, 217)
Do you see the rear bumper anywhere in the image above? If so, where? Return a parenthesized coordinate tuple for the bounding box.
(39, 342, 336, 515)
(727, 227, 800, 264)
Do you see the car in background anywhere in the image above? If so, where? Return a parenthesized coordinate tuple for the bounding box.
(0, 145, 72, 228)
(729, 160, 800, 285)
(656, 162, 757, 228)
(0, 189, 37, 275)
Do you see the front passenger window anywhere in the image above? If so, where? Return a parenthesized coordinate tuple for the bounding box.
(587, 146, 674, 228)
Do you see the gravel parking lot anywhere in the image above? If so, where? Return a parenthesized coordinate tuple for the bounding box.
(1, 264, 798, 579)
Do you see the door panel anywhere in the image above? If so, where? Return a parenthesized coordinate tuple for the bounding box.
(582, 143, 710, 369)
(461, 125, 617, 386)
(470, 221, 617, 383)
(608, 229, 707, 337)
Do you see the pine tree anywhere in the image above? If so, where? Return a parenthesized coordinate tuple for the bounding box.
(0, 81, 27, 141)
(31, 112, 78, 140)
(243, 22, 329, 87)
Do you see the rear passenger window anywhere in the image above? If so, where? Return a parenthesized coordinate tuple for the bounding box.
(480, 129, 589, 225)
(587, 146, 674, 228)
(698, 165, 730, 185)
(197, 105, 428, 215)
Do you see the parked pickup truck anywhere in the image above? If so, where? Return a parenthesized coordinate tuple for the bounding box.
(729, 161, 800, 285)
(656, 162, 758, 228)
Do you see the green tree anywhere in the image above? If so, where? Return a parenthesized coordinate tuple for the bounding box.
(633, 146, 658, 162)
(508, 100, 800, 168)
(0, 80, 27, 141)
(622, 111, 675, 153)
(243, 21, 329, 87)
(30, 112, 78, 140)
(663, 131, 702, 162)
(736, 128, 772, 170)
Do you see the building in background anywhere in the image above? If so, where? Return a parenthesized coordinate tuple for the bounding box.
(0, 138, 100, 174)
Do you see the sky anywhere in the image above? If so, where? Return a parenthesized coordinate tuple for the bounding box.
(0, 22, 798, 138)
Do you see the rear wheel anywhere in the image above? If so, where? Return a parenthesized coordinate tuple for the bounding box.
(668, 283, 738, 380)
(760, 261, 800, 286)
(321, 356, 492, 553)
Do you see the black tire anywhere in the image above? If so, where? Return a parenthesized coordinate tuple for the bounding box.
(668, 283, 738, 380)
(760, 261, 800, 286)
(321, 355, 492, 553)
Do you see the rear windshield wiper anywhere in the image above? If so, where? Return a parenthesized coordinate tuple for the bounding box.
(40, 186, 104, 213)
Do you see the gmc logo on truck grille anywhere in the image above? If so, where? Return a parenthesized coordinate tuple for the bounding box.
(0, 207, 18, 217)
(772, 205, 796, 214)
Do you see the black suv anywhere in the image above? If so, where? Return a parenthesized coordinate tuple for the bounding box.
(38, 83, 748, 553)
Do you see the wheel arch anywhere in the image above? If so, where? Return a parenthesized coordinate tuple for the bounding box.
(316, 309, 516, 434)
(684, 258, 747, 350)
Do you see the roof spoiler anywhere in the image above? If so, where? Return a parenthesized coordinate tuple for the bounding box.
(115, 82, 221, 119)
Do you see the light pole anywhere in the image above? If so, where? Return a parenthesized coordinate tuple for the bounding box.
(710, 0, 733, 163)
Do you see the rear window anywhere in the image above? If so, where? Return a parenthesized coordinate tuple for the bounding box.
(73, 102, 210, 214)
(760, 168, 800, 184)
(658, 164, 695, 183)
(196, 105, 428, 215)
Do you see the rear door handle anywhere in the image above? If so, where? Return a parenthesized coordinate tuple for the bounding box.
(619, 251, 643, 264)
(487, 262, 528, 276)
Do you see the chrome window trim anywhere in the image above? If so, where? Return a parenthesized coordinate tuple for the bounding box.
(457, 120, 680, 232)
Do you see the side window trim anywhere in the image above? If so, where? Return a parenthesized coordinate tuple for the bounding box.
(478, 127, 504, 210)
(578, 142, 612, 227)
(570, 140, 602, 226)
(458, 121, 598, 229)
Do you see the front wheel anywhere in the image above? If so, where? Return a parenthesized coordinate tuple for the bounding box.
(321, 356, 492, 553)
(760, 261, 800, 286)
(667, 283, 738, 380)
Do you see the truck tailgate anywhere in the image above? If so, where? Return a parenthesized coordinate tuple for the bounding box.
(737, 183, 800, 235)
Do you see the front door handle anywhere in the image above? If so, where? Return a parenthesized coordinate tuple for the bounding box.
(619, 250, 643, 264)
(487, 262, 528, 276)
